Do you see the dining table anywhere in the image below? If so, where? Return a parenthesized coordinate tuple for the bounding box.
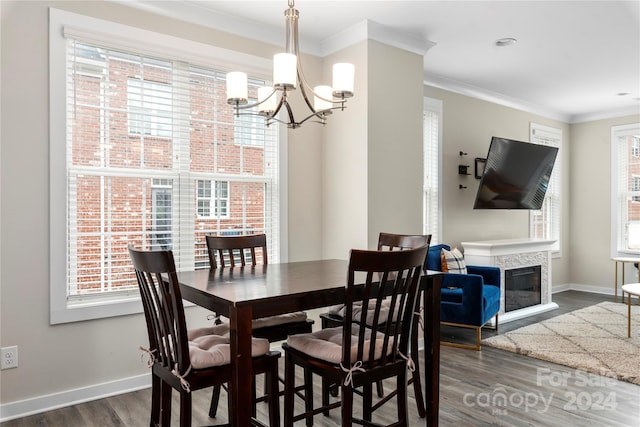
(176, 259, 443, 426)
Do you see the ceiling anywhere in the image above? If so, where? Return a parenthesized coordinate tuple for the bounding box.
(123, 0, 640, 123)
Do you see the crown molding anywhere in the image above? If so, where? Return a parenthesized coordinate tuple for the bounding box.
(569, 106, 640, 124)
(320, 20, 436, 58)
(424, 73, 572, 123)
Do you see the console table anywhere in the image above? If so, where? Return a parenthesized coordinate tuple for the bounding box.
(612, 256, 640, 303)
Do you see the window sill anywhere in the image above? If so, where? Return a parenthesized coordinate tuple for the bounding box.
(50, 296, 144, 325)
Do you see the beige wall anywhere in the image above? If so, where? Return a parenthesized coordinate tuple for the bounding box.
(322, 41, 369, 259)
(423, 86, 572, 287)
(367, 41, 425, 248)
(322, 40, 425, 259)
(570, 114, 640, 288)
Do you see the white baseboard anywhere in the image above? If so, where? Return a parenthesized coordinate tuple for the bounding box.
(555, 283, 617, 296)
(0, 374, 150, 422)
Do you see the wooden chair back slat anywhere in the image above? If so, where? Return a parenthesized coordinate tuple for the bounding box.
(341, 246, 428, 374)
(129, 247, 190, 373)
(206, 234, 268, 269)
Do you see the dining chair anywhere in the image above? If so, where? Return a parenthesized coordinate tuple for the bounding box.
(319, 232, 431, 418)
(282, 245, 429, 426)
(128, 246, 280, 427)
(206, 233, 314, 338)
(205, 233, 313, 416)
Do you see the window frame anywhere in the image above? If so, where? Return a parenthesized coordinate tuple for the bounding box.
(49, 9, 287, 324)
(611, 123, 640, 257)
(423, 97, 442, 244)
(529, 123, 562, 256)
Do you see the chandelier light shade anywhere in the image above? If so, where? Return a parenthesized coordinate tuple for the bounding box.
(226, 0, 355, 129)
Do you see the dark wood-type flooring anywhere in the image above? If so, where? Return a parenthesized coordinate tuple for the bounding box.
(2, 291, 639, 426)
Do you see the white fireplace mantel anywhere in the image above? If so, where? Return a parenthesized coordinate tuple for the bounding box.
(463, 238, 556, 258)
(461, 238, 558, 323)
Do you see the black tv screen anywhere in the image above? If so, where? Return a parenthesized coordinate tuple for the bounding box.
(473, 137, 558, 210)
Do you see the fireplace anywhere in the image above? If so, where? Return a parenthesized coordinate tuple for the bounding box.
(505, 265, 541, 312)
(461, 239, 557, 323)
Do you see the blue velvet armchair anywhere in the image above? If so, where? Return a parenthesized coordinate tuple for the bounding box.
(426, 244, 501, 350)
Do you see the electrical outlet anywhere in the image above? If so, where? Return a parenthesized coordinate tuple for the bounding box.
(1, 346, 18, 369)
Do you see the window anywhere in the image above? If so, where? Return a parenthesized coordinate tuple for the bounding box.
(234, 95, 267, 147)
(633, 138, 640, 158)
(49, 10, 280, 323)
(197, 180, 229, 218)
(633, 176, 640, 203)
(423, 97, 442, 244)
(612, 123, 640, 255)
(127, 78, 172, 137)
(529, 123, 562, 255)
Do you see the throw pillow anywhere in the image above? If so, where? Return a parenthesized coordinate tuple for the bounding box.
(441, 247, 467, 274)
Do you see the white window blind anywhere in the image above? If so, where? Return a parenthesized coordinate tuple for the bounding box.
(529, 123, 562, 254)
(54, 33, 279, 321)
(423, 98, 442, 244)
(612, 123, 640, 255)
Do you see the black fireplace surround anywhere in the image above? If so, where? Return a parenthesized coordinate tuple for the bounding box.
(505, 265, 541, 312)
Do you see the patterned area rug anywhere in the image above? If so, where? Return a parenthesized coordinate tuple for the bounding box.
(483, 301, 640, 385)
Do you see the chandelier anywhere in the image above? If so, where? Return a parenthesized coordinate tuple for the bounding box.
(226, 0, 355, 129)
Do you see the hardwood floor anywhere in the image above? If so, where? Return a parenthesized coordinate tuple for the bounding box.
(2, 291, 639, 426)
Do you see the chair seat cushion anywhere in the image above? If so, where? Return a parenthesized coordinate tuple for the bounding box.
(187, 324, 270, 369)
(251, 311, 308, 329)
(325, 300, 399, 326)
(286, 326, 393, 364)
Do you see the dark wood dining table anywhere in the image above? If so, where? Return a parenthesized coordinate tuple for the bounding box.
(177, 259, 442, 426)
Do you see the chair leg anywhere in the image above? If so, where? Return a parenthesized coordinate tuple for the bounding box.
(179, 391, 192, 427)
(284, 353, 296, 427)
(411, 316, 427, 418)
(160, 382, 172, 427)
(304, 368, 314, 427)
(321, 378, 332, 416)
(267, 358, 281, 427)
(363, 383, 373, 422)
(209, 385, 222, 418)
(340, 383, 353, 427)
(150, 375, 161, 426)
(252, 378, 258, 418)
(397, 370, 409, 426)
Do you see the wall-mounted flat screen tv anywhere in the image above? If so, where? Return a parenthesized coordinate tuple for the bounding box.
(473, 137, 558, 210)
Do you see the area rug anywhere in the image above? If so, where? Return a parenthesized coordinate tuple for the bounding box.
(482, 301, 640, 385)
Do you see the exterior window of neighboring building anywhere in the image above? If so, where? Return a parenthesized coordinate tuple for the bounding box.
(49, 10, 280, 323)
(612, 124, 640, 254)
(234, 100, 266, 147)
(423, 97, 442, 244)
(633, 138, 640, 157)
(633, 175, 640, 202)
(127, 78, 172, 137)
(197, 180, 229, 218)
(529, 123, 562, 255)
